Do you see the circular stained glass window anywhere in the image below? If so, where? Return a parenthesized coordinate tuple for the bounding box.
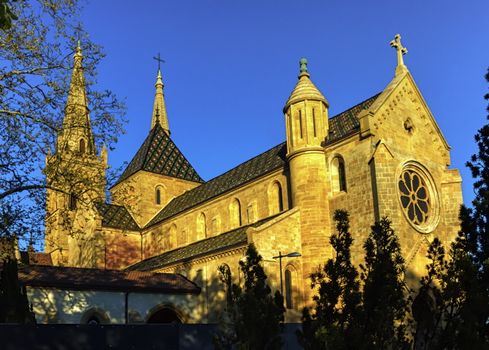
(398, 164, 439, 233)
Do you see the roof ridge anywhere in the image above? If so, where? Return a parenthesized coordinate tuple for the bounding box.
(205, 141, 286, 184)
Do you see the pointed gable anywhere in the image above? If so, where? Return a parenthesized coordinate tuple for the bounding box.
(115, 123, 204, 186)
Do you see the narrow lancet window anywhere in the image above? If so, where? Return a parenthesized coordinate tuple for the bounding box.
(331, 156, 347, 194)
(285, 268, 294, 309)
(229, 199, 242, 228)
(156, 188, 161, 205)
(79, 139, 85, 153)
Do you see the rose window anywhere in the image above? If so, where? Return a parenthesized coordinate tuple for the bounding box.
(398, 169, 430, 226)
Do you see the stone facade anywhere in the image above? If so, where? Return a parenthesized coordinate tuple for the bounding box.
(43, 36, 463, 323)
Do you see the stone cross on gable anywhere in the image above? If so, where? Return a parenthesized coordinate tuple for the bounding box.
(153, 53, 165, 71)
(390, 34, 408, 75)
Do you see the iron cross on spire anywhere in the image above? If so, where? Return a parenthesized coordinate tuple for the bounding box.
(390, 34, 408, 75)
(153, 53, 165, 71)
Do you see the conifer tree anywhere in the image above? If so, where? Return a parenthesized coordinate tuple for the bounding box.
(360, 218, 410, 349)
(298, 209, 362, 349)
(0, 258, 35, 323)
(215, 244, 285, 350)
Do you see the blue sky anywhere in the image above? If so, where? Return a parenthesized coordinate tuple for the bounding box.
(81, 1, 488, 205)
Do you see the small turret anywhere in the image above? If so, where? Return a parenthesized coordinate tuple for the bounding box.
(283, 58, 329, 156)
(282, 58, 332, 304)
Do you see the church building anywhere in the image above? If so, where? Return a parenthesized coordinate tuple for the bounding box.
(37, 34, 462, 324)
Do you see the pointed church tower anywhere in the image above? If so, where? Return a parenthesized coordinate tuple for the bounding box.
(44, 43, 107, 267)
(151, 69, 170, 134)
(283, 59, 332, 300)
(111, 67, 203, 227)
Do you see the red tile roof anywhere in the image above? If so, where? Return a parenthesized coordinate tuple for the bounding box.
(20, 251, 53, 266)
(18, 265, 200, 294)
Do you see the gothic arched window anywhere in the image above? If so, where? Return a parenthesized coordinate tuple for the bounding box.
(269, 181, 284, 215)
(197, 212, 207, 240)
(79, 138, 85, 153)
(229, 199, 241, 228)
(285, 269, 293, 309)
(169, 224, 177, 249)
(284, 266, 298, 310)
(155, 188, 161, 205)
(331, 156, 347, 194)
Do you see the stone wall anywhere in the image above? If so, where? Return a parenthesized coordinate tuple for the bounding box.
(141, 169, 289, 260)
(111, 171, 201, 227)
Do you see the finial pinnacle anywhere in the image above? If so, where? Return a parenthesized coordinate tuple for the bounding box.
(389, 33, 408, 75)
(74, 40, 83, 60)
(299, 58, 308, 73)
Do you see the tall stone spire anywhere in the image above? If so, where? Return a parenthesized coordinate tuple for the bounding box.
(151, 69, 170, 134)
(58, 41, 95, 155)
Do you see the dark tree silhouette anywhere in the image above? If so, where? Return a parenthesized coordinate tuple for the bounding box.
(215, 244, 285, 349)
(298, 210, 362, 349)
(0, 258, 35, 323)
(360, 218, 411, 349)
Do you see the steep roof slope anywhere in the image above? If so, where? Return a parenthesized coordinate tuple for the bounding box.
(94, 203, 140, 231)
(114, 123, 204, 186)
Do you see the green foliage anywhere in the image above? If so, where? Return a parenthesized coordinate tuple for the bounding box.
(0, 258, 35, 323)
(214, 244, 285, 350)
(414, 68, 489, 349)
(298, 210, 362, 349)
(300, 212, 410, 349)
(0, 0, 17, 30)
(0, 0, 126, 245)
(360, 218, 411, 349)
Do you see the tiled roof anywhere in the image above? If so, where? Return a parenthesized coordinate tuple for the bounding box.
(114, 123, 204, 186)
(18, 265, 200, 294)
(145, 94, 379, 228)
(95, 203, 139, 231)
(327, 93, 380, 143)
(129, 215, 279, 272)
(146, 142, 287, 228)
(20, 251, 53, 266)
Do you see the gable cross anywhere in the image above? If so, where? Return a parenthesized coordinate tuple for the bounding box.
(389, 34, 408, 75)
(153, 52, 165, 71)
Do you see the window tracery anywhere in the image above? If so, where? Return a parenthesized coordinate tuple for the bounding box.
(397, 162, 439, 233)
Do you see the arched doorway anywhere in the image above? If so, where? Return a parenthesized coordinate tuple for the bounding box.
(80, 308, 110, 325)
(147, 307, 182, 324)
